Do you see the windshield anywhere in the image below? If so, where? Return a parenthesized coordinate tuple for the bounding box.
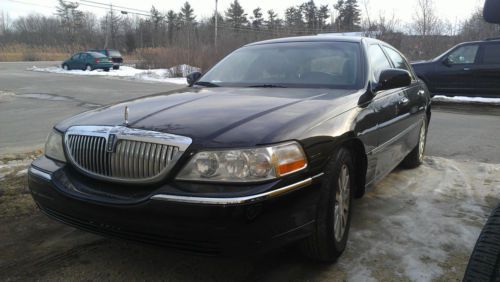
(108, 50, 121, 57)
(199, 41, 363, 89)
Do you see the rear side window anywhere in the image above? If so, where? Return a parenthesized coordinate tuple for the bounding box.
(71, 54, 80, 60)
(368, 45, 392, 81)
(447, 45, 479, 64)
(482, 44, 500, 64)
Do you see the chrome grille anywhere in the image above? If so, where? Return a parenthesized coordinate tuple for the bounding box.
(64, 126, 192, 184)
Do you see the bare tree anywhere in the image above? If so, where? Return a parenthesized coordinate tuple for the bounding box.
(411, 0, 440, 36)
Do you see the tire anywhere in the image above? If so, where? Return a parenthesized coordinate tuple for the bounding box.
(62, 64, 70, 71)
(104, 68, 110, 72)
(85, 64, 92, 71)
(113, 65, 120, 70)
(401, 118, 427, 169)
(464, 205, 500, 282)
(300, 147, 354, 262)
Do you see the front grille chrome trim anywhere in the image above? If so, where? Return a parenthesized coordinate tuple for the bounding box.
(64, 126, 192, 184)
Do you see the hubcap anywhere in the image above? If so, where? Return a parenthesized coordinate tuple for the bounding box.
(418, 121, 426, 162)
(334, 164, 350, 242)
(63, 65, 68, 70)
(86, 65, 91, 71)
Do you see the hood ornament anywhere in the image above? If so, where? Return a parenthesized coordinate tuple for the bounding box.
(124, 106, 129, 126)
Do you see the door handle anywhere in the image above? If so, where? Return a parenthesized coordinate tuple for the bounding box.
(463, 67, 471, 71)
(418, 90, 425, 96)
(399, 97, 409, 105)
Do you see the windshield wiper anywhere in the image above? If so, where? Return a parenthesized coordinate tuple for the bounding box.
(194, 81, 220, 87)
(247, 84, 288, 88)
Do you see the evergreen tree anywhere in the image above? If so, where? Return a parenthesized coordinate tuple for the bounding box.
(179, 1, 196, 25)
(166, 10, 178, 44)
(225, 0, 247, 28)
(285, 7, 304, 30)
(317, 5, 330, 30)
(334, 0, 361, 31)
(300, 0, 318, 30)
(55, 0, 84, 42)
(266, 9, 278, 30)
(251, 7, 263, 29)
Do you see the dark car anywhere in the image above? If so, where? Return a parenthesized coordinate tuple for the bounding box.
(62, 52, 113, 71)
(29, 36, 431, 261)
(88, 49, 123, 70)
(412, 38, 500, 97)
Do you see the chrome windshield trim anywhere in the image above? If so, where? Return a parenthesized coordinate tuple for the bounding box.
(151, 173, 324, 206)
(29, 166, 52, 181)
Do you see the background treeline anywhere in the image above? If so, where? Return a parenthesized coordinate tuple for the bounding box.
(0, 0, 499, 70)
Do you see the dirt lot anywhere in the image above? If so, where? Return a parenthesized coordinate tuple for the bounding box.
(1, 152, 498, 281)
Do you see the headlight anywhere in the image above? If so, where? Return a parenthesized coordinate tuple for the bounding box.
(45, 130, 66, 162)
(176, 141, 307, 182)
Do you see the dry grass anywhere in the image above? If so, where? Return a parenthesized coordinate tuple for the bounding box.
(0, 44, 73, 62)
(133, 47, 224, 71)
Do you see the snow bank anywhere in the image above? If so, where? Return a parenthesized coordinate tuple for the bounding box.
(338, 157, 500, 281)
(28, 65, 201, 85)
(433, 95, 500, 105)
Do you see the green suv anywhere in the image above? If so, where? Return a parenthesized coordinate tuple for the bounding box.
(62, 52, 113, 71)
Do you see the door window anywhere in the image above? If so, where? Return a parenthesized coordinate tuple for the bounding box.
(71, 54, 80, 60)
(383, 47, 410, 71)
(369, 45, 392, 82)
(482, 44, 500, 64)
(446, 45, 479, 65)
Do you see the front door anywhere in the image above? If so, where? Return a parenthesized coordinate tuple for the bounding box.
(431, 44, 479, 95)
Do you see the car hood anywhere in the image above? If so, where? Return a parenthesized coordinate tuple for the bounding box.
(56, 87, 361, 147)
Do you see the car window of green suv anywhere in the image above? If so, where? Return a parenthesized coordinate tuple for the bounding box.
(447, 45, 479, 64)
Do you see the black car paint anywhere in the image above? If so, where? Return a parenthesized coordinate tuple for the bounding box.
(412, 39, 500, 97)
(29, 36, 431, 254)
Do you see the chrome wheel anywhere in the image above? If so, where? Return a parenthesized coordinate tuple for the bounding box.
(63, 65, 68, 70)
(334, 164, 350, 242)
(418, 120, 426, 162)
(85, 65, 92, 71)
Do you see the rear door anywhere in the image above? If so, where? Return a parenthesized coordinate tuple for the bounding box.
(431, 44, 480, 95)
(475, 42, 500, 97)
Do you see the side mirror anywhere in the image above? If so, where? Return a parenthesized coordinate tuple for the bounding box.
(442, 57, 452, 67)
(484, 0, 500, 24)
(186, 72, 202, 87)
(373, 69, 412, 93)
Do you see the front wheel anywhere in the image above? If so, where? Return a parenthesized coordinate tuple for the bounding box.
(85, 64, 92, 71)
(401, 118, 427, 169)
(300, 147, 354, 262)
(62, 64, 69, 71)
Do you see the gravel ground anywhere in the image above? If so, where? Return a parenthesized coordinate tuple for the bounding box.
(1, 154, 498, 281)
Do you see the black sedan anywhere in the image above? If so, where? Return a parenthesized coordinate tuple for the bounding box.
(29, 36, 431, 261)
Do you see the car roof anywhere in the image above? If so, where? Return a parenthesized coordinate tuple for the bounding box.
(246, 35, 382, 47)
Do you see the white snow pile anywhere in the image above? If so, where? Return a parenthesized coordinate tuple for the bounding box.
(28, 64, 201, 85)
(433, 95, 500, 105)
(335, 157, 500, 281)
(0, 158, 33, 181)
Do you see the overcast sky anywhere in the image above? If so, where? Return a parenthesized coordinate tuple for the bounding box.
(1, 0, 485, 25)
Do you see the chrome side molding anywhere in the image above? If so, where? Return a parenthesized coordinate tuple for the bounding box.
(151, 173, 324, 206)
(29, 166, 52, 181)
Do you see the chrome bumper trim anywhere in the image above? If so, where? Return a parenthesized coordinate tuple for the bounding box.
(151, 173, 324, 206)
(29, 166, 52, 181)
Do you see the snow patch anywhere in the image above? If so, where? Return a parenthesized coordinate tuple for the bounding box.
(433, 95, 500, 105)
(339, 157, 500, 281)
(28, 65, 200, 85)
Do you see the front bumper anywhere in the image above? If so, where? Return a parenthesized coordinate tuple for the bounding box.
(28, 156, 323, 255)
